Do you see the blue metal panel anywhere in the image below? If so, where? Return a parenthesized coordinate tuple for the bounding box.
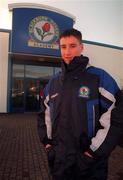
(11, 8, 74, 56)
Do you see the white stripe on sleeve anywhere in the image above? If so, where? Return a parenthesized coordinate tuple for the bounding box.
(99, 87, 115, 102)
(90, 87, 116, 152)
(44, 95, 52, 139)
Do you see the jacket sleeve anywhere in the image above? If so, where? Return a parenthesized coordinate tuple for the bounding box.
(89, 71, 123, 158)
(37, 82, 52, 146)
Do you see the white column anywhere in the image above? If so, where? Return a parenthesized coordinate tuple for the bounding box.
(0, 31, 9, 113)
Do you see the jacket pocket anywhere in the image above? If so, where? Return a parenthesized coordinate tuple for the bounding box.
(47, 147, 56, 168)
(76, 152, 95, 176)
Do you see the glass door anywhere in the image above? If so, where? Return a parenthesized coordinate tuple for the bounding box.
(25, 65, 54, 112)
(25, 78, 39, 111)
(12, 64, 25, 112)
(12, 63, 61, 112)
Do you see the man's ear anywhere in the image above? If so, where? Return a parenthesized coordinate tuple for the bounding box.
(81, 43, 84, 52)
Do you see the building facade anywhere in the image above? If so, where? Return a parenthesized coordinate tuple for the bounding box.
(0, 3, 76, 113)
(0, 3, 123, 113)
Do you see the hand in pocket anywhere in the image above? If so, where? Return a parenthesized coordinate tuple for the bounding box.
(76, 152, 95, 176)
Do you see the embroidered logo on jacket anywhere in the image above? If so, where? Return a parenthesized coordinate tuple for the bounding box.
(79, 86, 90, 98)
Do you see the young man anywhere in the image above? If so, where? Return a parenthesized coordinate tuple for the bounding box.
(37, 28, 123, 180)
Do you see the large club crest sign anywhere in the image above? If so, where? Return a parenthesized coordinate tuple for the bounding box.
(11, 7, 74, 56)
(28, 16, 59, 49)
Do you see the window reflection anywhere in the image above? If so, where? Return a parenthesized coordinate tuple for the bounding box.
(12, 64, 24, 111)
(12, 64, 61, 112)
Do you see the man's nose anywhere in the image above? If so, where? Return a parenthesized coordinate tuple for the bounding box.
(65, 47, 71, 54)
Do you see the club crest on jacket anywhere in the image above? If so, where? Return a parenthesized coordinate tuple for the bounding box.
(78, 86, 90, 98)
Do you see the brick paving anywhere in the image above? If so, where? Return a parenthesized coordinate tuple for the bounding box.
(0, 113, 51, 180)
(108, 145, 123, 180)
(0, 113, 122, 180)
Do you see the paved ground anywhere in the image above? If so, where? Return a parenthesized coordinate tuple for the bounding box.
(0, 113, 123, 180)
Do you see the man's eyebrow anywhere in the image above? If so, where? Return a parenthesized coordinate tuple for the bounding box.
(60, 44, 66, 46)
(60, 44, 68, 47)
(60, 43, 77, 46)
(70, 43, 77, 46)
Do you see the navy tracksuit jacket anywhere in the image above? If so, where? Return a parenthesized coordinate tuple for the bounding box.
(37, 55, 123, 180)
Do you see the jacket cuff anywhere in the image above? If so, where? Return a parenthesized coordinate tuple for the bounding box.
(42, 137, 52, 146)
(86, 148, 96, 158)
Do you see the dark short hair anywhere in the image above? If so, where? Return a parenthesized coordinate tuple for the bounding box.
(59, 28, 82, 43)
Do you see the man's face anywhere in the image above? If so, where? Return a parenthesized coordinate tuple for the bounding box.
(60, 35, 83, 64)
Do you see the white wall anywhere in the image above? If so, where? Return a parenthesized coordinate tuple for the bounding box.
(0, 32, 9, 112)
(83, 43, 123, 88)
(0, 0, 122, 47)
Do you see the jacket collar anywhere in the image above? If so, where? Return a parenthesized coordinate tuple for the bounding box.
(61, 55, 89, 76)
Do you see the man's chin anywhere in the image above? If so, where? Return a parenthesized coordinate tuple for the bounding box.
(64, 59, 73, 64)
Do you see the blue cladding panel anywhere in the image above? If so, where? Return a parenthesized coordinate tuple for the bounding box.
(11, 8, 74, 57)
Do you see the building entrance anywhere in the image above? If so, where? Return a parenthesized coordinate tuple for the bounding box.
(12, 63, 60, 112)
